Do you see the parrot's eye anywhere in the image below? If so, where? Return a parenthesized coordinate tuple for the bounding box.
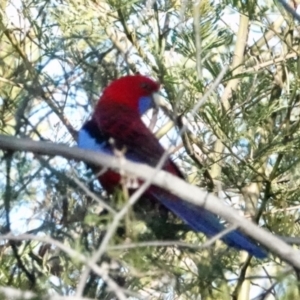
(140, 82, 150, 91)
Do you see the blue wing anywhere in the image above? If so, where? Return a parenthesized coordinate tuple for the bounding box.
(78, 120, 111, 154)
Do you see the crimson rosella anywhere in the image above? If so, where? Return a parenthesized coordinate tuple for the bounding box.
(78, 75, 266, 258)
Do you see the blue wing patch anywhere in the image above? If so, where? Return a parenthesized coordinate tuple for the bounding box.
(77, 119, 141, 162)
(77, 119, 112, 154)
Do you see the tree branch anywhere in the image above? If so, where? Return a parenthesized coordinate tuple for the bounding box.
(1, 134, 300, 268)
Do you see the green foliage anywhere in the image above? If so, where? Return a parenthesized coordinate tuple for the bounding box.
(0, 0, 300, 299)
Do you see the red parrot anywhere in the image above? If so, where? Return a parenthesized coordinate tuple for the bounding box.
(78, 75, 266, 258)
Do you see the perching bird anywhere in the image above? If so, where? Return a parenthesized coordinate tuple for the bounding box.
(78, 75, 266, 258)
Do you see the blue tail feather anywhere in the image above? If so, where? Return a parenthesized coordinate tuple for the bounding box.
(153, 191, 267, 259)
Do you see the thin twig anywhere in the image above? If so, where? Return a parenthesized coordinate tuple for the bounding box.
(0, 233, 128, 300)
(277, 0, 300, 22)
(75, 141, 173, 296)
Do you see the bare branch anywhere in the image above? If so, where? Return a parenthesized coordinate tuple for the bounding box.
(1, 135, 300, 268)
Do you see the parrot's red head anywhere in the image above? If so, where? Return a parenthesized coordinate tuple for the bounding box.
(96, 75, 160, 115)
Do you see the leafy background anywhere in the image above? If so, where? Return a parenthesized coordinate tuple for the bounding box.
(0, 0, 300, 299)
